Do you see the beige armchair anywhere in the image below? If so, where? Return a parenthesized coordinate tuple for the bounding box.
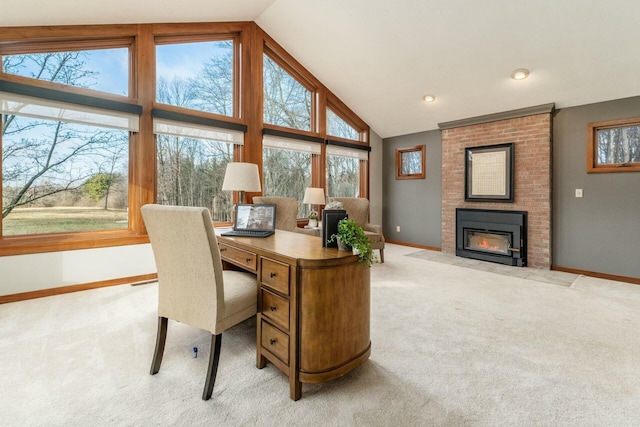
(328, 197, 385, 262)
(252, 196, 317, 236)
(141, 204, 257, 400)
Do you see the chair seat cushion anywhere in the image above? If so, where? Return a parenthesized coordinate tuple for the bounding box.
(217, 270, 257, 333)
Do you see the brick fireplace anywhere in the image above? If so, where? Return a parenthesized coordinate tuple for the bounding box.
(440, 105, 553, 269)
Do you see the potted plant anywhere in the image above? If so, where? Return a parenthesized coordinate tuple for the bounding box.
(329, 218, 376, 266)
(308, 210, 319, 228)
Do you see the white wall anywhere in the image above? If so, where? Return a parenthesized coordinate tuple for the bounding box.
(0, 244, 156, 296)
(369, 129, 383, 225)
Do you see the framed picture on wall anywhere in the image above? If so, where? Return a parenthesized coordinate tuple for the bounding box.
(464, 143, 514, 202)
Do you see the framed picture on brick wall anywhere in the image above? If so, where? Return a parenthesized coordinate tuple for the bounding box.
(465, 143, 514, 202)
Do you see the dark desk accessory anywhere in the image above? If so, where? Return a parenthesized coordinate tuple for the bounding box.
(322, 209, 348, 247)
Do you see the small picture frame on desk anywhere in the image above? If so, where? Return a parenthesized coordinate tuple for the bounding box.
(322, 210, 348, 247)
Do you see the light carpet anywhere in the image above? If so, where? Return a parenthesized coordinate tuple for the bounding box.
(1, 244, 639, 426)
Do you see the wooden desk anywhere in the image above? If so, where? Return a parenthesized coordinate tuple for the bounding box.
(217, 230, 371, 401)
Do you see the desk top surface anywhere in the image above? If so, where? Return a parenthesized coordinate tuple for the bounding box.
(216, 228, 356, 263)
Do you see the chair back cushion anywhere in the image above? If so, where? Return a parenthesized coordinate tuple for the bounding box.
(329, 197, 370, 227)
(252, 197, 299, 231)
(141, 205, 224, 332)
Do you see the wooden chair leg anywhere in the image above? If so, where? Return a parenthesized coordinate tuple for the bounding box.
(202, 334, 222, 401)
(379, 248, 384, 263)
(150, 317, 168, 375)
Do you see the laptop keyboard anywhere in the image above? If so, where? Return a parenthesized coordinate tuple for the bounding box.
(221, 230, 274, 237)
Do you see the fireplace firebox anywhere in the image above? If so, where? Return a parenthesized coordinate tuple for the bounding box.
(456, 208, 527, 266)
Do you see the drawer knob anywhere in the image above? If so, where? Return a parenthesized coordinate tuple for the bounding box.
(269, 272, 276, 278)
(220, 248, 226, 252)
(269, 338, 276, 345)
(245, 257, 252, 262)
(270, 305, 277, 312)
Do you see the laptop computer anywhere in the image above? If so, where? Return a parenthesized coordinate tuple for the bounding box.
(221, 203, 276, 237)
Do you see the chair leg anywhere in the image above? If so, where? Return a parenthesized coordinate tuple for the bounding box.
(150, 317, 168, 375)
(379, 248, 384, 263)
(202, 334, 222, 401)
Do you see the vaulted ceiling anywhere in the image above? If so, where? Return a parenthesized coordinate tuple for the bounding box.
(4, 0, 640, 138)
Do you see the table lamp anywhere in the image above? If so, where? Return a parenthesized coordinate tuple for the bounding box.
(222, 163, 261, 221)
(303, 187, 326, 227)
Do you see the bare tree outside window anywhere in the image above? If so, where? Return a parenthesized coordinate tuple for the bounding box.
(326, 108, 362, 197)
(588, 118, 640, 173)
(327, 155, 359, 198)
(327, 108, 359, 140)
(262, 147, 312, 216)
(1, 50, 130, 236)
(154, 41, 236, 221)
(263, 55, 311, 131)
(396, 145, 425, 180)
(156, 41, 234, 117)
(262, 53, 314, 214)
(401, 151, 422, 174)
(596, 126, 640, 165)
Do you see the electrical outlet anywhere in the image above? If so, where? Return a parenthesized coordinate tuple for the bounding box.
(575, 189, 583, 198)
(396, 225, 401, 232)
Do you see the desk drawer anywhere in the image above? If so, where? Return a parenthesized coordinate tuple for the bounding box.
(219, 243, 257, 271)
(261, 258, 289, 295)
(261, 321, 289, 365)
(261, 289, 289, 331)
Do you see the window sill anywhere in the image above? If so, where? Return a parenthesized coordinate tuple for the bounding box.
(587, 164, 640, 173)
(0, 229, 149, 257)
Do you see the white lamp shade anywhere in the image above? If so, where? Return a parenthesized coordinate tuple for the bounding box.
(303, 187, 326, 205)
(221, 162, 261, 192)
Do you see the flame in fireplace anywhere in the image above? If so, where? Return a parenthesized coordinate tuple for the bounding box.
(477, 238, 501, 251)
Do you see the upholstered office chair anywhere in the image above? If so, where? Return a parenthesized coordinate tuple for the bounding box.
(252, 196, 317, 236)
(141, 204, 257, 400)
(328, 197, 385, 262)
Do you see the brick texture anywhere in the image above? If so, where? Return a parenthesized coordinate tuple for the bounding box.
(441, 114, 552, 268)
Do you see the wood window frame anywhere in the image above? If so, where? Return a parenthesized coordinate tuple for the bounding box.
(396, 145, 426, 180)
(325, 94, 370, 197)
(262, 43, 317, 134)
(154, 32, 242, 120)
(0, 24, 247, 256)
(0, 31, 144, 256)
(587, 116, 640, 173)
(0, 23, 371, 257)
(325, 139, 370, 199)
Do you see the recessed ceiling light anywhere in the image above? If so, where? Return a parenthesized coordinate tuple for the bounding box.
(511, 68, 530, 80)
(423, 94, 436, 103)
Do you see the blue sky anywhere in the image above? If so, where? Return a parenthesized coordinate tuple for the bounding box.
(4, 40, 230, 97)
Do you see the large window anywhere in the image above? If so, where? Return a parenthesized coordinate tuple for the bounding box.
(1, 46, 136, 237)
(262, 133, 320, 216)
(154, 117, 243, 222)
(154, 37, 240, 221)
(156, 39, 235, 117)
(2, 118, 129, 235)
(326, 145, 368, 198)
(263, 54, 312, 131)
(0, 24, 370, 256)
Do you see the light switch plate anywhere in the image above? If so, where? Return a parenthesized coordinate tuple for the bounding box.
(575, 189, 583, 198)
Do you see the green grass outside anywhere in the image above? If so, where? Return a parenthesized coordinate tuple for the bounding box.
(2, 208, 128, 236)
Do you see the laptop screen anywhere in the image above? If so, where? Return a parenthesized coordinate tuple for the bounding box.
(234, 204, 276, 231)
